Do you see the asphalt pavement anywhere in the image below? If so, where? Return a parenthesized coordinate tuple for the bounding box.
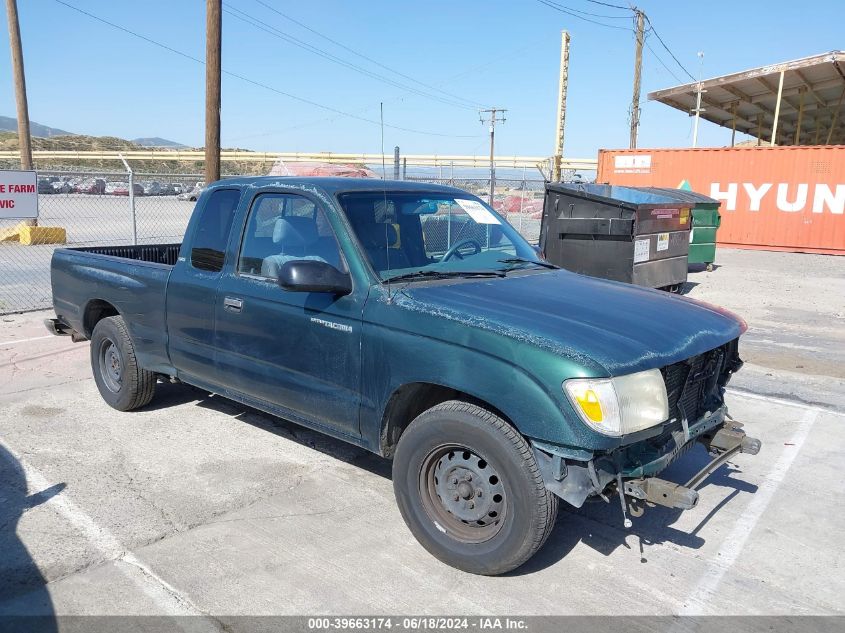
(0, 248, 842, 622)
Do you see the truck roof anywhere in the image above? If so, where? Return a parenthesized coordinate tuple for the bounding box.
(208, 176, 473, 196)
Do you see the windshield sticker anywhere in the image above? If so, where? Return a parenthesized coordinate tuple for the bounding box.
(633, 238, 650, 263)
(456, 199, 501, 225)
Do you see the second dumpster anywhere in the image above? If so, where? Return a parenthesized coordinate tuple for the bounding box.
(637, 187, 722, 271)
(539, 183, 692, 292)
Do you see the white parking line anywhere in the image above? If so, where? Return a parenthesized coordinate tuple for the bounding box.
(727, 387, 844, 416)
(0, 437, 212, 619)
(679, 407, 820, 614)
(0, 335, 54, 346)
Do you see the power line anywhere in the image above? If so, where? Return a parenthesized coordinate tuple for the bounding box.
(644, 37, 684, 84)
(223, 4, 479, 111)
(536, 0, 632, 30)
(249, 0, 486, 109)
(542, 0, 631, 19)
(49, 0, 480, 139)
(222, 41, 545, 145)
(643, 16, 696, 82)
(584, 0, 631, 10)
(547, 1, 694, 85)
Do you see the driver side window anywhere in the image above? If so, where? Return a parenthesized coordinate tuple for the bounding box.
(238, 193, 346, 280)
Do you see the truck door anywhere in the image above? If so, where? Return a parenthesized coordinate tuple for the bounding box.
(166, 188, 241, 386)
(212, 191, 363, 438)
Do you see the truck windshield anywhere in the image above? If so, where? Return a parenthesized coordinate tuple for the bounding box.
(337, 192, 545, 281)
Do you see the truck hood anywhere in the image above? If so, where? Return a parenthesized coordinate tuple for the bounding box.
(398, 270, 745, 376)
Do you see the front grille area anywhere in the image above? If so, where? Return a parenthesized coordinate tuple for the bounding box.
(660, 339, 740, 422)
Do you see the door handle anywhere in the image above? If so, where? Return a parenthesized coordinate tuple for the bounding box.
(223, 297, 243, 313)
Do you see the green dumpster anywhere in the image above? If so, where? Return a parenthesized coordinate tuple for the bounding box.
(641, 188, 721, 271)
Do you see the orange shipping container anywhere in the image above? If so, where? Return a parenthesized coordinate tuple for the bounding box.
(596, 146, 845, 255)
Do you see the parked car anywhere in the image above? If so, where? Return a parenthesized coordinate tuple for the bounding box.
(50, 180, 72, 194)
(171, 183, 184, 195)
(158, 183, 177, 196)
(104, 181, 128, 196)
(177, 186, 204, 201)
(46, 177, 760, 576)
(76, 178, 107, 195)
(37, 178, 55, 194)
(105, 182, 143, 196)
(142, 181, 162, 196)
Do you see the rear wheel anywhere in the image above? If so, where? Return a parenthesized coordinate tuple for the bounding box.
(393, 400, 558, 575)
(90, 316, 156, 411)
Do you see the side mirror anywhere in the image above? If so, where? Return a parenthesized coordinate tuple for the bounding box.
(278, 260, 352, 295)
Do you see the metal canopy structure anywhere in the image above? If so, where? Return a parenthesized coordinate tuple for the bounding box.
(648, 51, 845, 146)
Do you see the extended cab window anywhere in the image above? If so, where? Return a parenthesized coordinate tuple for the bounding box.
(238, 193, 346, 279)
(190, 188, 240, 272)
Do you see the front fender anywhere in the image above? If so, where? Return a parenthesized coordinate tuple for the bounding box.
(360, 295, 620, 454)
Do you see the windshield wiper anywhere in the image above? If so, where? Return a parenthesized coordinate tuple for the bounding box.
(384, 269, 506, 283)
(496, 257, 559, 270)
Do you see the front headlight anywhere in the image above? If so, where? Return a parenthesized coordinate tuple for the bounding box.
(563, 368, 669, 436)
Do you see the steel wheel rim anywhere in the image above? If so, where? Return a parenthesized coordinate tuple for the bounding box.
(98, 338, 123, 393)
(418, 445, 507, 544)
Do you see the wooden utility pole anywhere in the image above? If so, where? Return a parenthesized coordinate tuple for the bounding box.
(204, 0, 221, 184)
(552, 30, 570, 182)
(5, 0, 32, 171)
(479, 108, 506, 206)
(629, 10, 644, 149)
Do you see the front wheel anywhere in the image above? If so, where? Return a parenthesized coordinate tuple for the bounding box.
(90, 316, 156, 411)
(392, 401, 558, 575)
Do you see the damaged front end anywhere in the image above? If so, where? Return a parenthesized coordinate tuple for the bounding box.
(532, 339, 762, 524)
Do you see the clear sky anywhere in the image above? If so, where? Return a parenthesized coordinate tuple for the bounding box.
(1, 0, 842, 159)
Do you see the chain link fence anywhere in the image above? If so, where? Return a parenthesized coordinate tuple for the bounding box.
(405, 177, 546, 244)
(0, 172, 547, 315)
(1, 171, 203, 314)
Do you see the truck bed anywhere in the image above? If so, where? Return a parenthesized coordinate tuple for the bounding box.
(51, 244, 179, 373)
(72, 243, 182, 266)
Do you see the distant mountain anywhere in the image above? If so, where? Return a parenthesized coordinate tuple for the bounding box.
(0, 118, 189, 148)
(132, 137, 187, 149)
(0, 115, 74, 137)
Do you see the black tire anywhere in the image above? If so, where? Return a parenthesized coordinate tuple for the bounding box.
(392, 400, 558, 575)
(90, 316, 156, 411)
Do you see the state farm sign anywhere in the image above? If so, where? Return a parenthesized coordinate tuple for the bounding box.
(0, 170, 38, 219)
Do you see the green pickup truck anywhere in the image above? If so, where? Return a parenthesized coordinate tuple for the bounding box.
(47, 177, 760, 575)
